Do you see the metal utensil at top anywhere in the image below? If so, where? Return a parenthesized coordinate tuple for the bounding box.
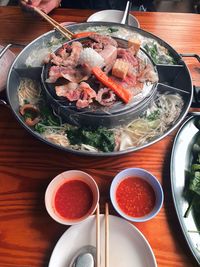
(121, 1, 132, 25)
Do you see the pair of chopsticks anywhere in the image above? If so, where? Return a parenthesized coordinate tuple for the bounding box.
(34, 7, 74, 39)
(96, 203, 109, 267)
(23, 0, 74, 39)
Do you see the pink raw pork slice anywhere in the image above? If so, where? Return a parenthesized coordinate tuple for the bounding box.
(0, 45, 16, 91)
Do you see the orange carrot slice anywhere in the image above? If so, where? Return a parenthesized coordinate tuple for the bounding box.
(72, 31, 94, 39)
(92, 67, 132, 104)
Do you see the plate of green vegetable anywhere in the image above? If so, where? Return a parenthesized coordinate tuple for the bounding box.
(171, 114, 200, 265)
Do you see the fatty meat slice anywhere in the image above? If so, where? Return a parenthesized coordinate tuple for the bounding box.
(117, 48, 138, 67)
(99, 45, 117, 73)
(76, 82, 97, 109)
(55, 82, 81, 101)
(89, 33, 118, 47)
(47, 65, 89, 83)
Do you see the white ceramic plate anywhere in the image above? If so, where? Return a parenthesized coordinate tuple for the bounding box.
(87, 10, 140, 28)
(171, 114, 200, 264)
(48, 215, 157, 267)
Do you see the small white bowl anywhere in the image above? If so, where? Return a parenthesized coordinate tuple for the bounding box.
(45, 170, 99, 225)
(87, 9, 140, 28)
(0, 45, 15, 92)
(110, 168, 164, 222)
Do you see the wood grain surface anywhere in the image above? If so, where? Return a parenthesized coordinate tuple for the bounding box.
(0, 6, 200, 267)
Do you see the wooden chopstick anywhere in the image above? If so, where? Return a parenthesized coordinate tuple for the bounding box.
(33, 6, 74, 39)
(96, 203, 100, 267)
(96, 203, 109, 267)
(105, 203, 109, 267)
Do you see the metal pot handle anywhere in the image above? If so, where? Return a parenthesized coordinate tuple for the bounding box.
(0, 43, 26, 59)
(180, 54, 200, 107)
(191, 85, 200, 108)
(0, 44, 12, 59)
(180, 53, 200, 63)
(0, 98, 9, 107)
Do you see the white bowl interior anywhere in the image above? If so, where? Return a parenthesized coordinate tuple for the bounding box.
(0, 45, 15, 92)
(45, 170, 99, 225)
(110, 168, 164, 222)
(87, 10, 140, 28)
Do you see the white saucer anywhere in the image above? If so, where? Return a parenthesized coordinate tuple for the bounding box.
(48, 215, 157, 267)
(87, 9, 140, 28)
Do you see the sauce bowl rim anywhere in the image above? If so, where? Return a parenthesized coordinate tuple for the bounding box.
(45, 170, 99, 225)
(110, 167, 164, 222)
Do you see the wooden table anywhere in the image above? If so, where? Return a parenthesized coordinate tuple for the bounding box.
(0, 6, 200, 267)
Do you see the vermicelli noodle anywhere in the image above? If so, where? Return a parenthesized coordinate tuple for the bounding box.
(117, 93, 184, 150)
(17, 77, 184, 153)
(18, 78, 41, 106)
(42, 130, 69, 147)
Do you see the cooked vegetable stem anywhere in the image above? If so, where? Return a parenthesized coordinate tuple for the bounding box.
(184, 196, 195, 218)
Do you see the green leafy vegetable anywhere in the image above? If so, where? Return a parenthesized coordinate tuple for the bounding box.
(108, 27, 119, 33)
(23, 111, 34, 120)
(144, 43, 176, 65)
(191, 164, 200, 172)
(35, 123, 46, 134)
(189, 171, 200, 195)
(144, 43, 158, 64)
(66, 127, 115, 152)
(46, 36, 68, 47)
(184, 135, 200, 218)
(24, 99, 30, 105)
(147, 110, 160, 121)
(34, 106, 60, 134)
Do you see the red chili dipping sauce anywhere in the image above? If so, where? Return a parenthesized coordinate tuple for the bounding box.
(116, 177, 156, 217)
(54, 180, 93, 220)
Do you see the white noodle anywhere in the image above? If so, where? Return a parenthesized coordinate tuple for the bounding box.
(42, 130, 69, 147)
(116, 93, 184, 150)
(18, 78, 41, 106)
(17, 78, 184, 153)
(81, 144, 98, 152)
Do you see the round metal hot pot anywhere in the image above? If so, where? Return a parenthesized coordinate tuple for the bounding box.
(6, 21, 193, 156)
(41, 36, 158, 129)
